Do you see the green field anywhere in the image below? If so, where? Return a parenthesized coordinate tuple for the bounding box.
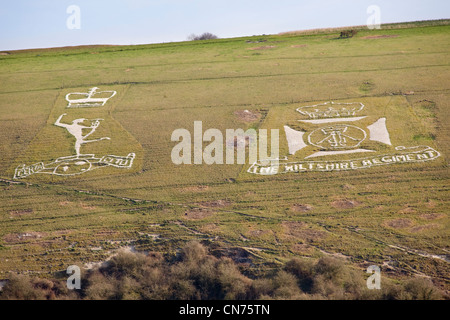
(0, 21, 449, 294)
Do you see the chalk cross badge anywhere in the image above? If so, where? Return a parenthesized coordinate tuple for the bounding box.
(248, 99, 441, 175)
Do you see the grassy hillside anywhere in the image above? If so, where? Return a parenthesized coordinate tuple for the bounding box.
(0, 21, 449, 294)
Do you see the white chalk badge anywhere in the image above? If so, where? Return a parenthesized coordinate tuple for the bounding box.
(248, 99, 441, 175)
(13, 87, 140, 179)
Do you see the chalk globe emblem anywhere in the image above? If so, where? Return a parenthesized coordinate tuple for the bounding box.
(53, 159, 92, 175)
(308, 124, 366, 150)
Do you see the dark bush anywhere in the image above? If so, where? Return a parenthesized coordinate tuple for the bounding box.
(340, 29, 358, 38)
(188, 33, 218, 41)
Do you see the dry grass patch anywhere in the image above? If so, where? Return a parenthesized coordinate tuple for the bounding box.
(80, 202, 96, 210)
(197, 199, 231, 208)
(384, 218, 414, 229)
(361, 34, 399, 39)
(419, 213, 445, 220)
(248, 45, 276, 50)
(290, 243, 315, 255)
(291, 204, 313, 213)
(282, 221, 326, 241)
(330, 199, 362, 209)
(9, 208, 33, 217)
(184, 208, 214, 220)
(233, 109, 261, 122)
(3, 232, 46, 244)
(398, 206, 416, 214)
(409, 223, 441, 233)
(179, 185, 210, 192)
(247, 229, 271, 239)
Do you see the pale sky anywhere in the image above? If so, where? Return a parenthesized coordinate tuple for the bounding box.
(0, 0, 449, 51)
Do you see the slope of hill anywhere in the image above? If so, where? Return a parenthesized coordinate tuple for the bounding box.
(0, 21, 449, 294)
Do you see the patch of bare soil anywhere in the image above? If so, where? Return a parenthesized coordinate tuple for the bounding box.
(247, 229, 270, 238)
(248, 45, 276, 50)
(184, 208, 214, 220)
(409, 223, 440, 233)
(419, 213, 445, 220)
(95, 230, 120, 239)
(384, 218, 414, 229)
(341, 184, 355, 190)
(330, 199, 361, 209)
(290, 243, 315, 254)
(80, 202, 96, 210)
(398, 206, 416, 214)
(199, 223, 219, 233)
(0, 52, 10, 56)
(291, 204, 313, 213)
(4, 232, 46, 243)
(59, 201, 72, 206)
(282, 221, 326, 241)
(234, 109, 261, 122)
(361, 34, 399, 39)
(9, 208, 33, 217)
(425, 200, 437, 208)
(197, 199, 231, 208)
(53, 230, 73, 236)
(291, 44, 307, 48)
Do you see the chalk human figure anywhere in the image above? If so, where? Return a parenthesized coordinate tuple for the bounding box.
(54, 113, 110, 157)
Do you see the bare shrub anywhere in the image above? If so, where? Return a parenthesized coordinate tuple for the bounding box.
(0, 274, 46, 300)
(1, 242, 445, 300)
(284, 258, 314, 292)
(271, 271, 303, 299)
(399, 278, 443, 300)
(188, 33, 218, 41)
(339, 29, 358, 38)
(180, 241, 208, 262)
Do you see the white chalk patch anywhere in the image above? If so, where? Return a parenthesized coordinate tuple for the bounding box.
(367, 117, 392, 145)
(66, 87, 116, 108)
(54, 114, 110, 157)
(298, 116, 367, 124)
(305, 149, 375, 159)
(284, 125, 307, 155)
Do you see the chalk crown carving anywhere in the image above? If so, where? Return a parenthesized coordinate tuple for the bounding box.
(296, 101, 364, 119)
(66, 87, 117, 108)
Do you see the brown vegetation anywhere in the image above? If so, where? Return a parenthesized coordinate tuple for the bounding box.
(0, 242, 444, 300)
(291, 204, 313, 213)
(330, 199, 361, 209)
(233, 109, 261, 122)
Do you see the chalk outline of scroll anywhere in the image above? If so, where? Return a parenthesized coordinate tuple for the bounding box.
(13, 153, 136, 178)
